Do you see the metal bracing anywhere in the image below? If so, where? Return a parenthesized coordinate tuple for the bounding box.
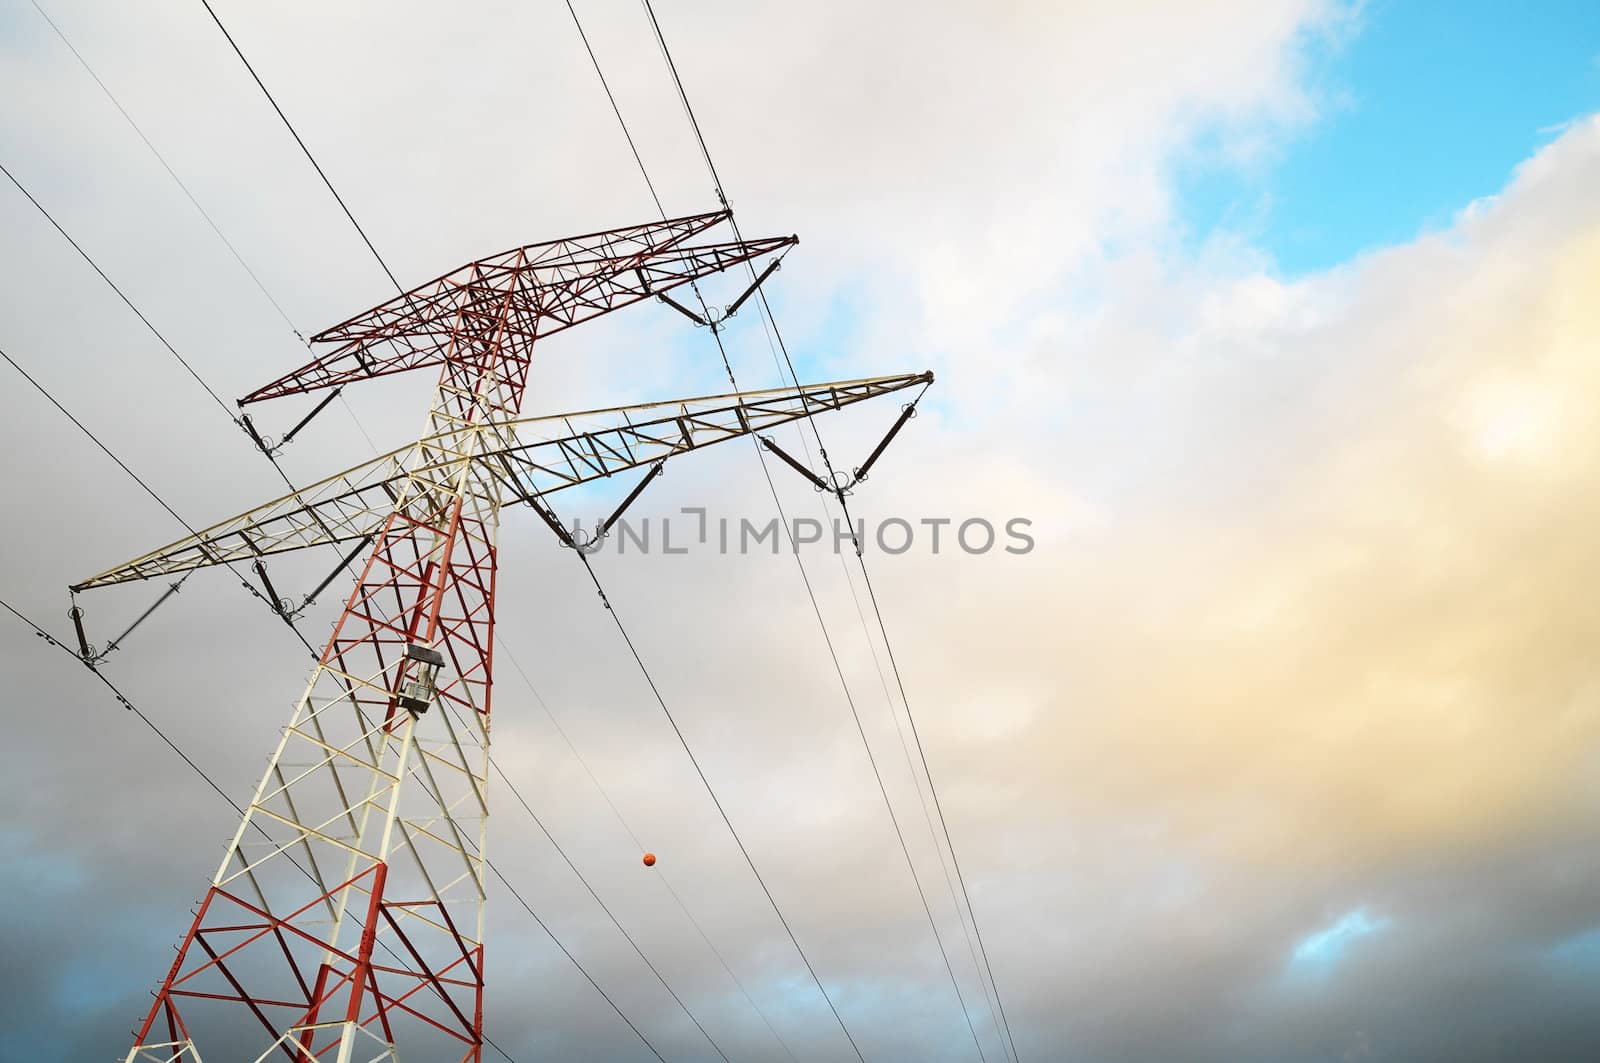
(81, 212, 932, 1062)
(75, 373, 929, 591)
(243, 209, 792, 404)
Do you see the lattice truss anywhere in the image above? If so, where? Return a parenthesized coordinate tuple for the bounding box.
(80, 211, 932, 1063)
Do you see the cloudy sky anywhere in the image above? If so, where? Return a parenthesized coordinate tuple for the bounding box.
(3, 1, 1600, 1060)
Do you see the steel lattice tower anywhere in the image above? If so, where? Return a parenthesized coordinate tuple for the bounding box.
(71, 210, 929, 1062)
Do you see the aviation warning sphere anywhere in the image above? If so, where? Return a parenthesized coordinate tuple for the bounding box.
(642, 852, 657, 867)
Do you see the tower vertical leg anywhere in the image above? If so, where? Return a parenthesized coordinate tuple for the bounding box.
(125, 363, 511, 1062)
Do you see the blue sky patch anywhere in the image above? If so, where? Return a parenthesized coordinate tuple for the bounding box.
(1544, 923, 1600, 974)
(1289, 907, 1391, 974)
(1180, 0, 1600, 274)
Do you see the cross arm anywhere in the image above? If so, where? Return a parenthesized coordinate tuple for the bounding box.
(241, 211, 795, 405)
(71, 372, 933, 592)
(70, 446, 418, 591)
(480, 372, 933, 506)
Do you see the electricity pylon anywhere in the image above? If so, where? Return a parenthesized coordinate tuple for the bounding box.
(71, 210, 930, 1063)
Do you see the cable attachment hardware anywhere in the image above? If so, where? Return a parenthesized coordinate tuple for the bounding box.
(526, 494, 578, 552)
(69, 576, 190, 665)
(251, 560, 295, 621)
(657, 291, 710, 328)
(569, 461, 665, 555)
(657, 292, 735, 332)
(239, 412, 281, 458)
(722, 255, 784, 322)
(289, 534, 374, 618)
(277, 387, 343, 449)
(69, 602, 96, 663)
(845, 399, 922, 491)
(759, 435, 829, 492)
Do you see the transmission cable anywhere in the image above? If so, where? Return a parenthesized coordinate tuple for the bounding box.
(564, 4, 989, 1057)
(0, 160, 233, 422)
(197, 0, 402, 293)
(689, 298, 988, 1063)
(635, 4, 1022, 1059)
(565, 0, 666, 218)
(31, 0, 299, 338)
(575, 549, 869, 1063)
(488, 756, 733, 1063)
(0, 159, 378, 646)
(497, 640, 802, 1063)
(29, 0, 377, 452)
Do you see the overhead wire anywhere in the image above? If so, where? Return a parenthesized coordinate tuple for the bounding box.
(488, 756, 733, 1063)
(497, 641, 803, 1063)
(30, 0, 300, 339)
(566, 0, 667, 219)
(0, 160, 233, 423)
(196, 0, 402, 294)
(555, 7, 903, 1058)
(28, 1, 378, 455)
(575, 549, 869, 1063)
(0, 163, 368, 667)
(634, 4, 1022, 1059)
(566, 3, 988, 1057)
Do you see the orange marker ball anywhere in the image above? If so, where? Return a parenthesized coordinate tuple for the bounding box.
(642, 852, 657, 867)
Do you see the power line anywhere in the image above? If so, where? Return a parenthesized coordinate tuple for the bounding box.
(0, 157, 321, 491)
(0, 158, 379, 656)
(0, 345, 199, 538)
(637, 0, 728, 208)
(564, 0, 666, 218)
(197, 0, 403, 294)
(488, 757, 734, 1063)
(678, 282, 989, 1060)
(30, 0, 301, 338)
(1, 338, 315, 666)
(561, 3, 966, 1048)
(497, 641, 803, 1063)
(855, 555, 1022, 1060)
(566, 3, 987, 1056)
(575, 549, 870, 1063)
(634, 5, 1022, 1059)
(486, 859, 668, 1063)
(827, 503, 1012, 1051)
(0, 160, 235, 422)
(0, 592, 245, 816)
(29, 0, 378, 454)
